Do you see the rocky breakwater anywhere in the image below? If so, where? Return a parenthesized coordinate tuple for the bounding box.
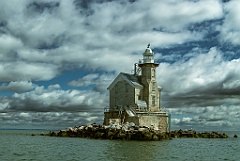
(170, 129, 228, 138)
(47, 123, 170, 141)
(46, 123, 229, 140)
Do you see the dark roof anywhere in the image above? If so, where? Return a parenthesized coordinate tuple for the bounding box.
(121, 72, 142, 86)
(107, 72, 143, 90)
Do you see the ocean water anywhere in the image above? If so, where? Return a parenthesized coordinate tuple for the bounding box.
(0, 130, 240, 161)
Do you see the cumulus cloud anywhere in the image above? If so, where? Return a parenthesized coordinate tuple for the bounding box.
(157, 46, 240, 130)
(220, 0, 240, 45)
(68, 73, 114, 93)
(0, 112, 100, 129)
(68, 73, 99, 87)
(0, 83, 108, 128)
(5, 85, 108, 113)
(159, 47, 240, 107)
(169, 105, 240, 131)
(0, 81, 35, 92)
(159, 47, 240, 94)
(0, 61, 59, 81)
(0, 34, 23, 54)
(0, 0, 224, 77)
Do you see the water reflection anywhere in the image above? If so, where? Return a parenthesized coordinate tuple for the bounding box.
(104, 140, 171, 161)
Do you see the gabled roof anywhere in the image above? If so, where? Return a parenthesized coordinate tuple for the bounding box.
(107, 72, 143, 90)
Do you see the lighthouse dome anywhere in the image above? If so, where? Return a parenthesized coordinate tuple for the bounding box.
(142, 43, 155, 63)
(143, 43, 154, 56)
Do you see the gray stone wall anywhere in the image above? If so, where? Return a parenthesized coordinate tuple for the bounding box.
(109, 80, 136, 110)
(140, 64, 160, 112)
(138, 115, 169, 132)
(104, 111, 170, 133)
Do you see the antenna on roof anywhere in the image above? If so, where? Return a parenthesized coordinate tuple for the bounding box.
(134, 63, 141, 76)
(147, 43, 150, 48)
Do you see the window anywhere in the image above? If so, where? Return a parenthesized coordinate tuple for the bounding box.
(152, 82, 156, 91)
(152, 96, 155, 105)
(138, 95, 141, 100)
(152, 69, 155, 77)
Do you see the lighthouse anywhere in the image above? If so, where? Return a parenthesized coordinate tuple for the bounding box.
(104, 44, 170, 132)
(138, 43, 161, 112)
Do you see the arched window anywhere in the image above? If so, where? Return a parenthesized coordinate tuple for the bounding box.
(152, 69, 155, 77)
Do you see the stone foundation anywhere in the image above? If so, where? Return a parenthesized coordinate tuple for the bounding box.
(104, 111, 170, 133)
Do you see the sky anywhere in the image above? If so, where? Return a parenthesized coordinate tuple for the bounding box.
(0, 0, 240, 131)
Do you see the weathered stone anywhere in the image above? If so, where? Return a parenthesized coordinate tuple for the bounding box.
(152, 134, 159, 141)
(58, 130, 68, 137)
(117, 132, 127, 140)
(94, 132, 104, 139)
(139, 127, 149, 132)
(131, 131, 143, 140)
(107, 131, 115, 140)
(142, 132, 153, 141)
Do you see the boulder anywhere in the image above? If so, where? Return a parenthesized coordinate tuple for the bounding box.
(142, 132, 153, 141)
(131, 131, 143, 140)
(152, 134, 159, 141)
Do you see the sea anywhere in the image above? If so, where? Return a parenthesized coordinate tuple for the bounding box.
(0, 130, 240, 161)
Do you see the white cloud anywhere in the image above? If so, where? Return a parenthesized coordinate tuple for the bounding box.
(0, 61, 59, 81)
(223, 80, 240, 89)
(47, 84, 61, 91)
(158, 47, 240, 96)
(0, 34, 23, 54)
(68, 73, 115, 94)
(0, 81, 34, 92)
(145, 0, 223, 31)
(7, 84, 108, 112)
(0, 98, 10, 111)
(169, 105, 240, 131)
(0, 83, 107, 128)
(68, 73, 99, 87)
(0, 0, 224, 85)
(87, 0, 223, 33)
(0, 111, 101, 129)
(1, 0, 223, 73)
(219, 0, 240, 45)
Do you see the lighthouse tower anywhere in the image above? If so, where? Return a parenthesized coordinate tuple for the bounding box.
(104, 43, 170, 132)
(138, 43, 161, 112)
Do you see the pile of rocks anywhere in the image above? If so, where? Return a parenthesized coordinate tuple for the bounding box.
(170, 129, 228, 138)
(45, 123, 229, 140)
(47, 123, 170, 141)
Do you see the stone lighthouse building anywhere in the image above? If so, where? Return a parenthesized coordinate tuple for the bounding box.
(104, 44, 170, 133)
